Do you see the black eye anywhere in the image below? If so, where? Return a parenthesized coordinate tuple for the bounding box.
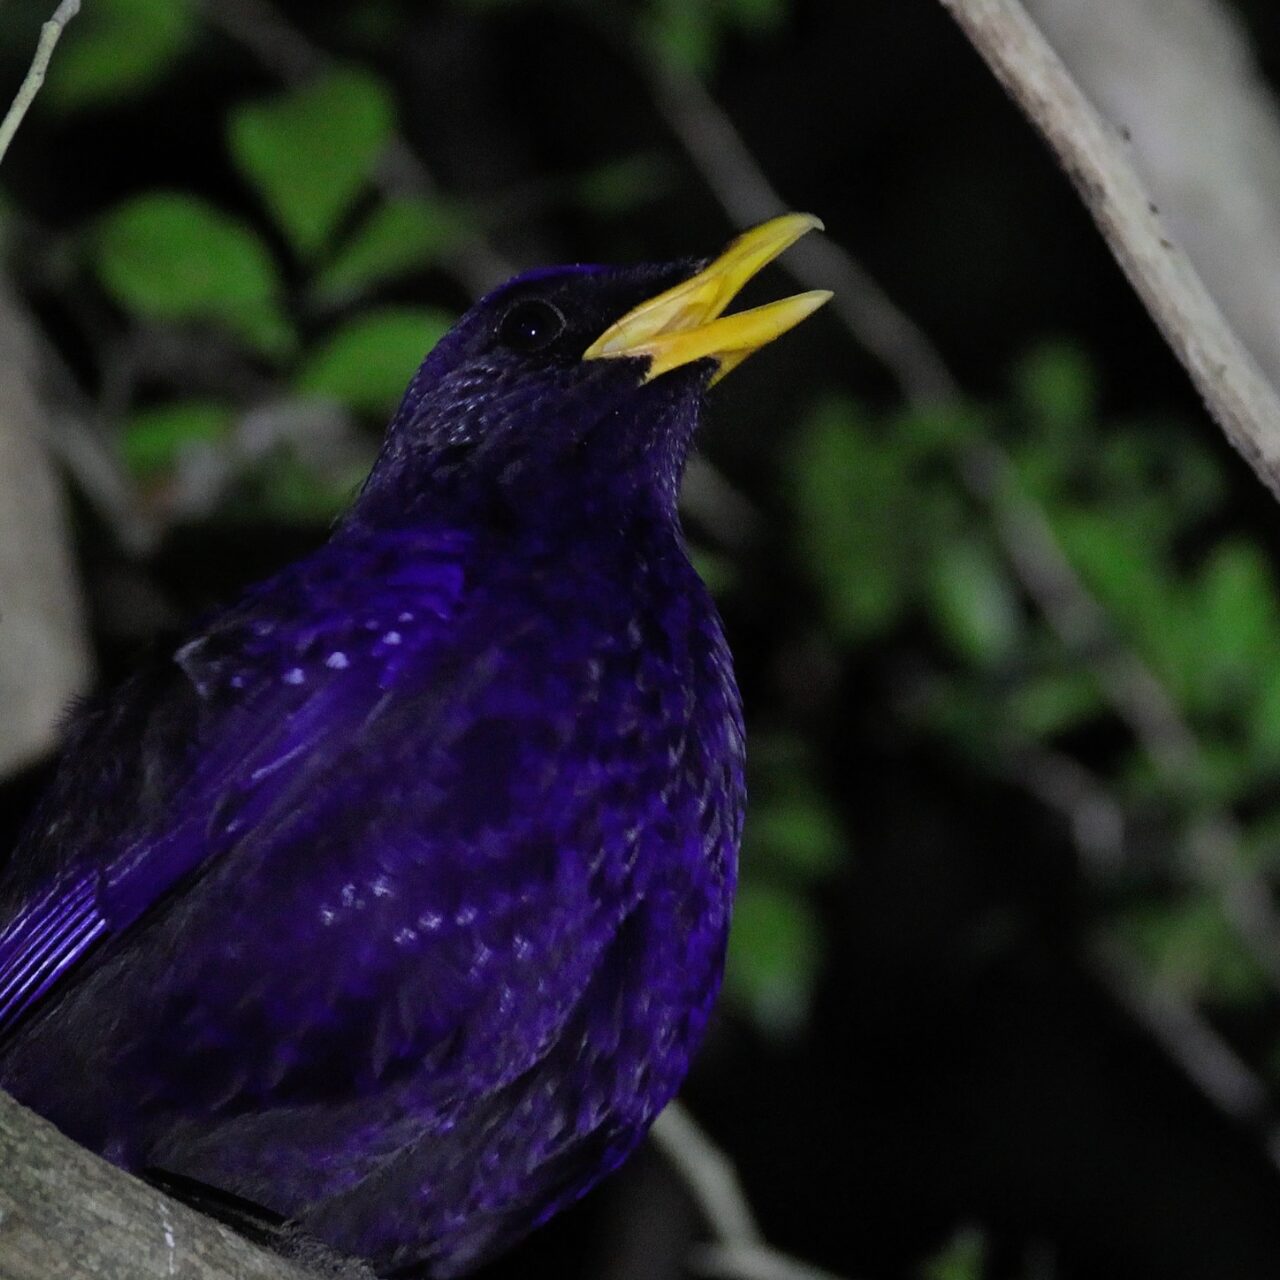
(498, 299, 566, 352)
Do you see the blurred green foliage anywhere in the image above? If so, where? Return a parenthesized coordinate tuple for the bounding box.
(295, 307, 455, 415)
(5, 0, 1280, 1146)
(94, 193, 295, 357)
(228, 69, 395, 262)
(786, 340, 1280, 1020)
(121, 401, 233, 478)
(921, 1228, 988, 1280)
(44, 0, 195, 110)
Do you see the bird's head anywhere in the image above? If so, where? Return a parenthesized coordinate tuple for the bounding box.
(352, 213, 830, 534)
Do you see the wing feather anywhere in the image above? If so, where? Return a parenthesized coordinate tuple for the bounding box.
(0, 527, 468, 1038)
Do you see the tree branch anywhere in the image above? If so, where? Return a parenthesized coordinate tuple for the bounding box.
(637, 42, 956, 406)
(0, 0, 80, 168)
(0, 278, 91, 777)
(637, 21, 1280, 1001)
(938, 0, 1280, 501)
(650, 1102, 850, 1280)
(0, 1091, 306, 1280)
(1024, 0, 1280, 395)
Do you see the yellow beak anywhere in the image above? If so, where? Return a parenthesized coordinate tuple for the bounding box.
(582, 212, 832, 386)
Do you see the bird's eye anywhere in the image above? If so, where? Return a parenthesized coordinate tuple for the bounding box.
(497, 299, 566, 352)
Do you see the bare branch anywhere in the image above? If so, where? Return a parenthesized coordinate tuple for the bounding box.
(0, 280, 91, 777)
(1093, 938, 1276, 1131)
(938, 0, 1280, 501)
(650, 1102, 764, 1246)
(0, 0, 80, 168)
(0, 1091, 309, 1280)
(650, 1102, 850, 1280)
(637, 31, 1280, 1000)
(1024, 0, 1280, 396)
(638, 45, 956, 406)
(197, 0, 512, 295)
(1002, 741, 1280, 1168)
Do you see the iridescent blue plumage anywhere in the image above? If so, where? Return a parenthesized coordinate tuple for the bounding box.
(0, 221, 825, 1275)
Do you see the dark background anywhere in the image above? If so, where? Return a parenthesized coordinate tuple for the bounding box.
(4, 2, 1280, 1277)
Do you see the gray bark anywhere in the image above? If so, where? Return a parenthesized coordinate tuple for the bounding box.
(940, 0, 1280, 503)
(1025, 0, 1280, 394)
(0, 279, 91, 777)
(0, 1090, 308, 1279)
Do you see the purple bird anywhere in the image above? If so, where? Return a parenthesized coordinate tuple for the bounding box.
(0, 214, 829, 1276)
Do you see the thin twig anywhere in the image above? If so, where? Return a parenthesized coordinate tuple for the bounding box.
(638, 30, 1280, 998)
(198, 0, 512, 294)
(650, 1103, 850, 1280)
(0, 0, 80, 167)
(1093, 937, 1278, 1134)
(993, 736, 1280, 1168)
(650, 1102, 764, 1246)
(638, 44, 956, 406)
(938, 0, 1280, 501)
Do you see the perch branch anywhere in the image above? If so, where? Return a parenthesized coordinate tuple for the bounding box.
(0, 1090, 307, 1280)
(0, 0, 80, 167)
(938, 0, 1280, 500)
(0, 280, 92, 777)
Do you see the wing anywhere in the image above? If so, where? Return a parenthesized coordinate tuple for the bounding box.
(0, 527, 469, 1037)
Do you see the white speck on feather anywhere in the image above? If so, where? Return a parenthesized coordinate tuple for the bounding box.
(383, 630, 402, 645)
(326, 651, 350, 670)
(398, 611, 415, 622)
(160, 1204, 176, 1275)
(283, 667, 305, 685)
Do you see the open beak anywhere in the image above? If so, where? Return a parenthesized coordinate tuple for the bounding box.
(582, 212, 832, 386)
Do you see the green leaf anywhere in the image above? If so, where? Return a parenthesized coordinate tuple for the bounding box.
(647, 0, 720, 75)
(1050, 506, 1192, 701)
(927, 537, 1021, 666)
(724, 883, 823, 1038)
(121, 401, 232, 477)
(314, 198, 467, 302)
(791, 397, 916, 641)
(688, 546, 738, 597)
(1117, 895, 1267, 1005)
(745, 794, 847, 879)
(46, 0, 194, 111)
(295, 307, 455, 416)
(1191, 541, 1279, 714)
(1015, 340, 1097, 432)
(1249, 665, 1280, 764)
(92, 193, 293, 357)
(920, 1227, 988, 1280)
(573, 155, 668, 216)
(245, 453, 365, 524)
(892, 402, 980, 457)
(725, 0, 788, 35)
(229, 68, 396, 260)
(1006, 669, 1104, 740)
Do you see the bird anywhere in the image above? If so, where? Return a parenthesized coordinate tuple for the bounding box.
(0, 213, 830, 1277)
